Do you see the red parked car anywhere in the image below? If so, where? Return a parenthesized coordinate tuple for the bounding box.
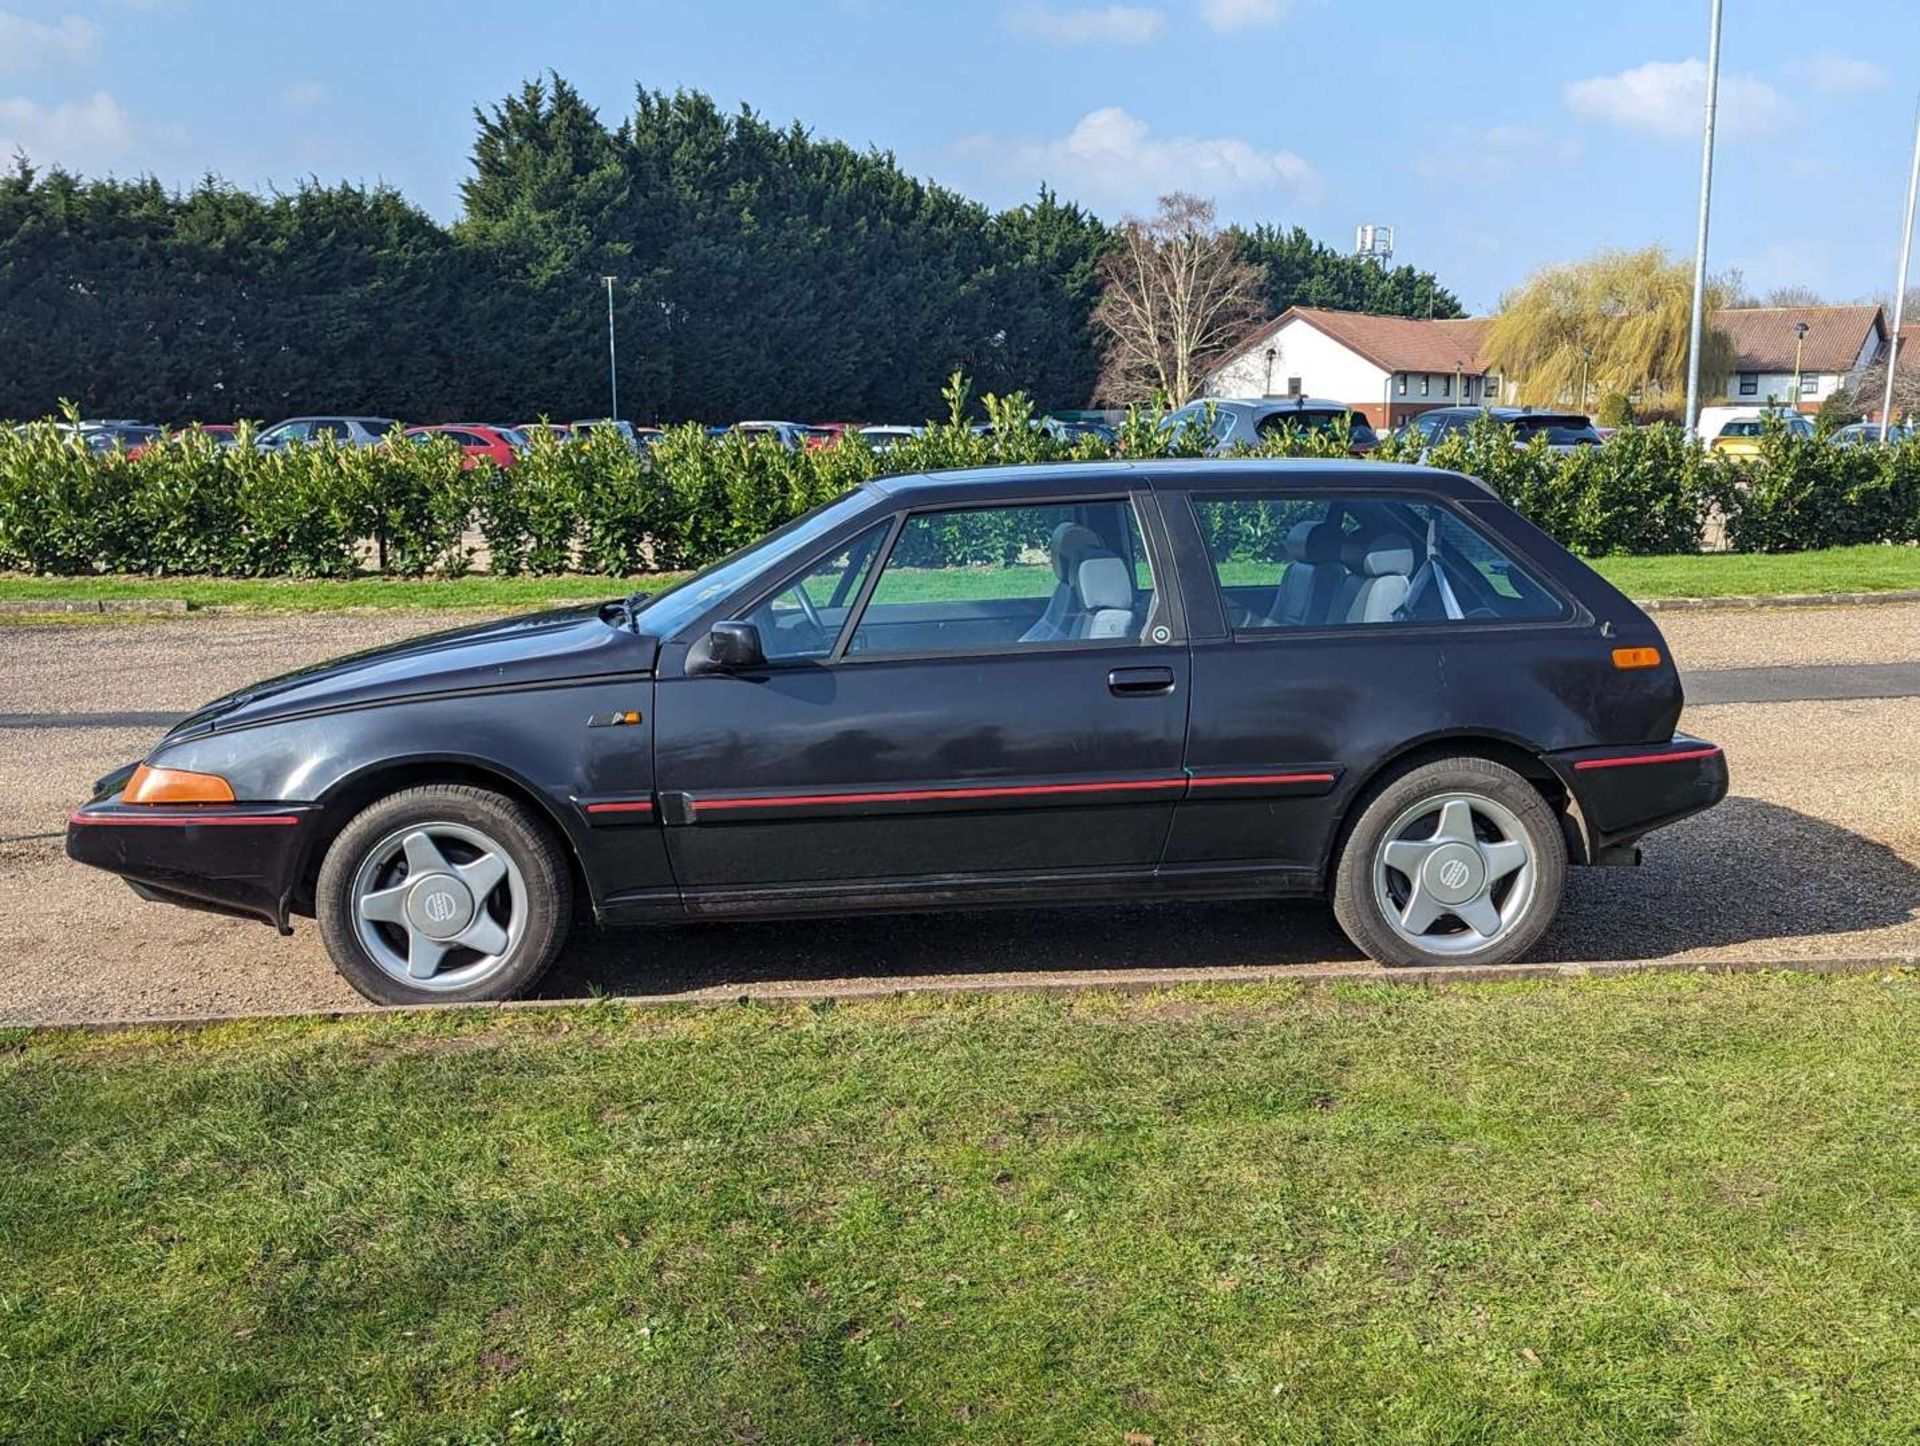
(404, 424, 522, 469)
(801, 423, 862, 450)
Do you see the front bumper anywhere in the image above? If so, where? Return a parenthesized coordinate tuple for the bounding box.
(66, 786, 315, 933)
(1547, 732, 1729, 863)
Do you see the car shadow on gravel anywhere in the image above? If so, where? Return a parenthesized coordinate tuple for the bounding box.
(1539, 794, 1920, 962)
(539, 896, 1361, 999)
(535, 795, 1918, 998)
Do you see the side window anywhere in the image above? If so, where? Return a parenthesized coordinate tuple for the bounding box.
(311, 420, 350, 440)
(1193, 493, 1567, 630)
(848, 499, 1157, 656)
(739, 520, 891, 661)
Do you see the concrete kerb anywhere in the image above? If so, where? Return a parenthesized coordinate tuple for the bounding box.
(11, 950, 1916, 1035)
(1638, 589, 1920, 612)
(2, 598, 190, 615)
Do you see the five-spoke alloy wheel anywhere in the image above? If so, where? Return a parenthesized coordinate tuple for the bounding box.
(1334, 756, 1566, 969)
(317, 784, 571, 1004)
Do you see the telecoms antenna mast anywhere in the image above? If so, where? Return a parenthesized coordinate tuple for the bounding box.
(1354, 224, 1395, 267)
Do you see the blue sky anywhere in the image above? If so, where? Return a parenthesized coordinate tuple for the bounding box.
(3, 0, 1917, 312)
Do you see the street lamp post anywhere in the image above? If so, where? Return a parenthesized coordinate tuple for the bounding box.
(1791, 321, 1809, 412)
(601, 275, 619, 423)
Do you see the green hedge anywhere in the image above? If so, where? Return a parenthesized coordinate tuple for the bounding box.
(4, 394, 1918, 578)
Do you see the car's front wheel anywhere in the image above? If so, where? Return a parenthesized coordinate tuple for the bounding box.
(1332, 756, 1566, 969)
(316, 784, 572, 1004)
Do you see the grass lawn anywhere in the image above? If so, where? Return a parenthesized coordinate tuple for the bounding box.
(1, 544, 1917, 615)
(1590, 544, 1920, 599)
(4, 971, 1919, 1442)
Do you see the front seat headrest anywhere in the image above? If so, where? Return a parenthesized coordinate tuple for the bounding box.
(1341, 531, 1415, 578)
(1075, 554, 1134, 612)
(1047, 522, 1104, 583)
(1283, 520, 1317, 564)
(1301, 521, 1343, 565)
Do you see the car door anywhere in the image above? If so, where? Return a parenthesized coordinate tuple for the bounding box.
(1158, 483, 1583, 877)
(650, 492, 1190, 906)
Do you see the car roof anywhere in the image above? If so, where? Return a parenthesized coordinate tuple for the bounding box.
(1208, 396, 1362, 414)
(865, 458, 1495, 505)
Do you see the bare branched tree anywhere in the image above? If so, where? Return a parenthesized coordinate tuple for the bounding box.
(1092, 193, 1268, 406)
(1840, 339, 1920, 421)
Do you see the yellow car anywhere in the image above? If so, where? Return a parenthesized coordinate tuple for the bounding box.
(1710, 413, 1813, 459)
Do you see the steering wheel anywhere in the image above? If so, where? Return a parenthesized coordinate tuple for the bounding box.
(786, 582, 825, 633)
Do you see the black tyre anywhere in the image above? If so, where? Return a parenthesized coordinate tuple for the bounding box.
(1331, 756, 1566, 969)
(316, 784, 572, 1004)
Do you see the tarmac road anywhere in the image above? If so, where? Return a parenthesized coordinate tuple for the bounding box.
(3, 602, 1917, 1023)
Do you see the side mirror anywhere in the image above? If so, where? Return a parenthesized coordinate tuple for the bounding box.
(705, 620, 766, 672)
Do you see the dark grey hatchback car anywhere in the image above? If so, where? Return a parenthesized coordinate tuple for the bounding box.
(70, 460, 1727, 1003)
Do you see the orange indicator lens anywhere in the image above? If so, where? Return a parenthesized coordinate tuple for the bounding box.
(123, 764, 237, 804)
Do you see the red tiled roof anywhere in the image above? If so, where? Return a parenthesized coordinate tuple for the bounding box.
(1236, 307, 1493, 374)
(1219, 303, 1885, 383)
(1712, 305, 1883, 374)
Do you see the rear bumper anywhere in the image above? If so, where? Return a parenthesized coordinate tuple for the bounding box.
(1547, 732, 1729, 862)
(66, 793, 315, 933)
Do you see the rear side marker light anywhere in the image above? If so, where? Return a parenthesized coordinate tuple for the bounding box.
(123, 764, 236, 804)
(1611, 646, 1662, 670)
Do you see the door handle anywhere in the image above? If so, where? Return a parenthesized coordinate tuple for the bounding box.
(1108, 666, 1176, 697)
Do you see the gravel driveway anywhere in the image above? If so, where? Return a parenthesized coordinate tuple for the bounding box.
(3, 603, 1916, 1023)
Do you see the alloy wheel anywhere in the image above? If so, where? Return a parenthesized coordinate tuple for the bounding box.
(348, 820, 528, 992)
(1370, 790, 1537, 957)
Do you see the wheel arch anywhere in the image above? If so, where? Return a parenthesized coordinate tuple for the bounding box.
(1324, 729, 1585, 884)
(290, 755, 591, 918)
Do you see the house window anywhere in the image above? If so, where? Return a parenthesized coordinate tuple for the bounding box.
(1483, 374, 1499, 401)
(1800, 373, 1818, 396)
(1738, 373, 1758, 396)
(1286, 376, 1302, 397)
(1419, 375, 1430, 397)
(1395, 373, 1407, 396)
(1441, 375, 1452, 398)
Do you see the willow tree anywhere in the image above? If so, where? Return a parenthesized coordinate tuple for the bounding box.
(1484, 247, 1733, 408)
(1093, 193, 1268, 405)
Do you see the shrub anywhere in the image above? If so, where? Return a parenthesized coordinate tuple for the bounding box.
(5, 385, 1917, 579)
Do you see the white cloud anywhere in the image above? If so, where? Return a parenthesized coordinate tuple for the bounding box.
(282, 81, 328, 108)
(1803, 52, 1888, 93)
(1199, 0, 1290, 31)
(0, 10, 100, 70)
(1565, 58, 1789, 140)
(962, 105, 1314, 206)
(1003, 4, 1165, 44)
(0, 91, 134, 166)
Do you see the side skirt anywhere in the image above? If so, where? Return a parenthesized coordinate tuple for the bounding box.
(597, 861, 1323, 925)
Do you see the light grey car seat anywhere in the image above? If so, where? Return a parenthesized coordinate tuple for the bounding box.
(1268, 520, 1345, 626)
(1329, 532, 1413, 624)
(1073, 554, 1138, 639)
(1020, 522, 1105, 642)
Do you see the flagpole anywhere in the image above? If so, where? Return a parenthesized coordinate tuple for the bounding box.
(1683, 0, 1723, 441)
(1880, 99, 1920, 442)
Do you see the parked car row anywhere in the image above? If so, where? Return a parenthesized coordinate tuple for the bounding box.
(29, 415, 965, 462)
(33, 405, 1910, 466)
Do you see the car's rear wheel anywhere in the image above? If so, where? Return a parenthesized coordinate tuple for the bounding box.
(1332, 756, 1566, 969)
(316, 784, 571, 1004)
